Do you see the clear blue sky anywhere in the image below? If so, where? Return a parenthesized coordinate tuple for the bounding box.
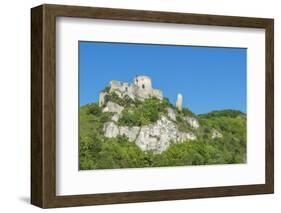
(79, 41, 246, 114)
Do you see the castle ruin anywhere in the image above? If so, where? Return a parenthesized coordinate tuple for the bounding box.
(99, 75, 164, 106)
(99, 75, 184, 112)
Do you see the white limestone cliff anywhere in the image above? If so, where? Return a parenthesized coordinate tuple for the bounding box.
(103, 115, 198, 153)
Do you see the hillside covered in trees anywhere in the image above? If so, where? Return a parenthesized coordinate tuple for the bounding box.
(79, 90, 246, 170)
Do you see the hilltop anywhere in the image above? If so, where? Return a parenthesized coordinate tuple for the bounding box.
(79, 76, 246, 170)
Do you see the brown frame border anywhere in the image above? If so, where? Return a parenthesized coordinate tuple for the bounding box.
(31, 4, 274, 208)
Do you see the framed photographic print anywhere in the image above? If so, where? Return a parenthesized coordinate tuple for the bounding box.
(31, 4, 274, 208)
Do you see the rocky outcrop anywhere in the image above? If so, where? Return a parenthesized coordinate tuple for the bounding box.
(184, 116, 200, 129)
(135, 116, 179, 153)
(211, 130, 223, 139)
(103, 116, 197, 153)
(103, 122, 119, 138)
(167, 108, 176, 121)
(111, 114, 120, 122)
(119, 126, 140, 142)
(102, 101, 124, 114)
(178, 132, 197, 141)
(103, 122, 140, 142)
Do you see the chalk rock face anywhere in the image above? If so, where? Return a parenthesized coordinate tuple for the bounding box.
(119, 126, 140, 142)
(167, 108, 176, 121)
(178, 132, 197, 141)
(135, 116, 178, 153)
(211, 130, 223, 139)
(111, 114, 120, 122)
(134, 116, 198, 153)
(103, 122, 119, 138)
(184, 116, 200, 129)
(103, 116, 197, 153)
(102, 101, 124, 114)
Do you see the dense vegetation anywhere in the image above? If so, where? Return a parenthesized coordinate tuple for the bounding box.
(118, 97, 169, 126)
(79, 85, 246, 170)
(79, 95, 246, 170)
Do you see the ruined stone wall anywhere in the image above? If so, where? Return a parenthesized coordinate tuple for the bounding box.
(100, 76, 163, 102)
(152, 89, 163, 100)
(99, 92, 107, 107)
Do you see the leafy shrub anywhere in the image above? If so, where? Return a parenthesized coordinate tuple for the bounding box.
(181, 107, 197, 117)
(104, 92, 135, 108)
(118, 97, 167, 126)
(199, 109, 245, 119)
(175, 115, 193, 132)
(87, 103, 102, 116)
(162, 97, 174, 108)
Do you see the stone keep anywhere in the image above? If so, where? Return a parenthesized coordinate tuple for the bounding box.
(176, 93, 183, 111)
(133, 76, 154, 100)
(132, 76, 163, 101)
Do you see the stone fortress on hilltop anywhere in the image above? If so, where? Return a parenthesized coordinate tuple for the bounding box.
(96, 75, 219, 153)
(99, 75, 183, 111)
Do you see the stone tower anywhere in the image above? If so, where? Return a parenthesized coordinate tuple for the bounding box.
(132, 75, 153, 100)
(133, 76, 152, 91)
(176, 93, 183, 111)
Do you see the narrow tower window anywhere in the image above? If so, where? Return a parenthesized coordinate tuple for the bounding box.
(142, 84, 145, 89)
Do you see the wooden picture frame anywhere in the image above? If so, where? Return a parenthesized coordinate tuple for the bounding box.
(31, 4, 274, 208)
